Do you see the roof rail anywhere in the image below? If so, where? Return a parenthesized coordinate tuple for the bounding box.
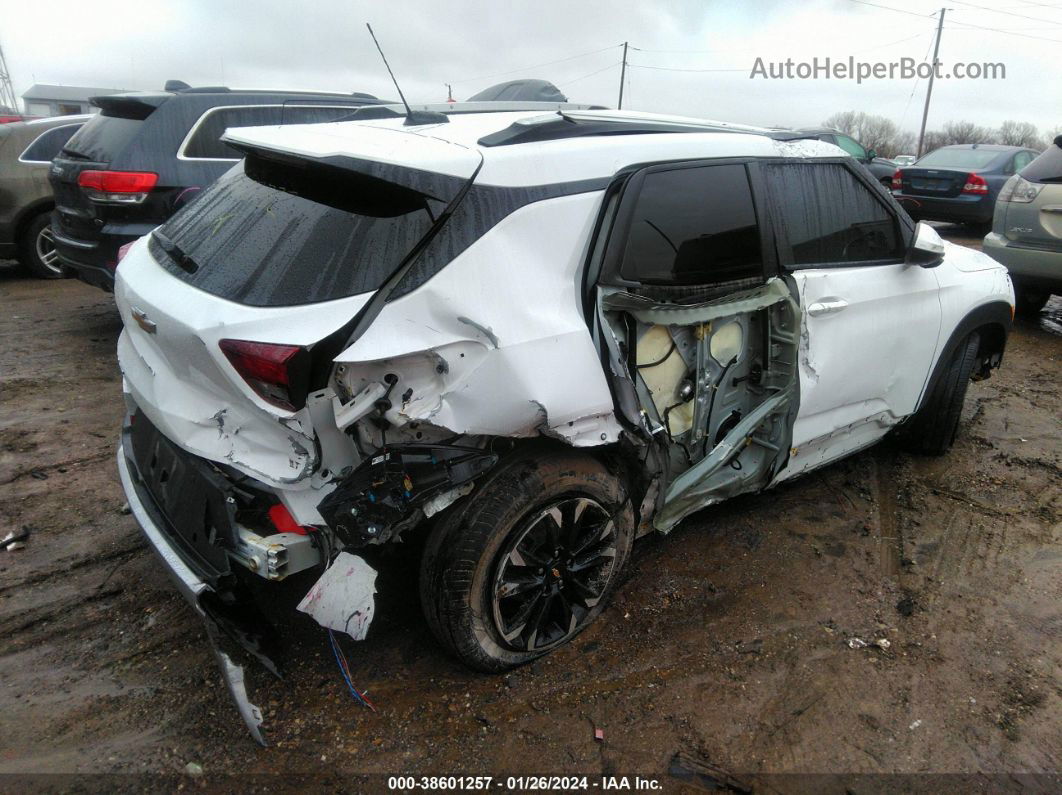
(477, 110, 772, 147)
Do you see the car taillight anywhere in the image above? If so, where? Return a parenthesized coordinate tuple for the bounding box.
(117, 242, 134, 263)
(891, 169, 903, 190)
(77, 170, 158, 204)
(962, 173, 988, 195)
(219, 339, 310, 412)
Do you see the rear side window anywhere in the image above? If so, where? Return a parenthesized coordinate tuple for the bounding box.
(620, 164, 762, 285)
(20, 124, 83, 162)
(183, 105, 362, 159)
(61, 115, 142, 162)
(766, 163, 902, 266)
(152, 159, 436, 306)
(1021, 143, 1062, 183)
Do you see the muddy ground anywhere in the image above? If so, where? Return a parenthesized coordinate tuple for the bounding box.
(0, 226, 1059, 791)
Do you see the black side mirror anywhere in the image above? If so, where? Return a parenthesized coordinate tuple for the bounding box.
(905, 222, 945, 268)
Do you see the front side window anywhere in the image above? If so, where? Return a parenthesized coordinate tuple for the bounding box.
(20, 124, 83, 162)
(1011, 151, 1034, 173)
(834, 135, 868, 160)
(619, 164, 762, 285)
(183, 105, 362, 159)
(766, 163, 903, 267)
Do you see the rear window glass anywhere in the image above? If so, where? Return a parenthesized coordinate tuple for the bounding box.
(620, 164, 762, 285)
(151, 159, 436, 306)
(20, 123, 83, 162)
(1020, 143, 1062, 183)
(61, 115, 142, 162)
(915, 148, 1001, 170)
(183, 105, 364, 159)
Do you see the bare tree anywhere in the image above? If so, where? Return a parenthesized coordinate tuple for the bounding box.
(821, 110, 906, 157)
(941, 120, 995, 145)
(997, 120, 1044, 149)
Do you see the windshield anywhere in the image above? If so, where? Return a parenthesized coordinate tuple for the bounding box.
(915, 148, 1001, 170)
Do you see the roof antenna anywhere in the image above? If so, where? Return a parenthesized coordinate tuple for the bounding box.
(365, 23, 447, 126)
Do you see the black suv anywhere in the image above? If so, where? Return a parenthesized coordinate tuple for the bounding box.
(49, 82, 380, 290)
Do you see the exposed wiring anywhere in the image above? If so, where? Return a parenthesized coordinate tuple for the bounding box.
(637, 340, 677, 368)
(328, 630, 377, 712)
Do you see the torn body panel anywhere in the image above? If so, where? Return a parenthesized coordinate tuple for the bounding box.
(776, 261, 942, 481)
(598, 278, 801, 531)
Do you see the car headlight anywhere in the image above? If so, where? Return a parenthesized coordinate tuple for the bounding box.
(997, 175, 1044, 204)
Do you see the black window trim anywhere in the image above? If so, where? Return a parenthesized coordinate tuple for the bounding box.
(18, 123, 85, 164)
(176, 103, 367, 162)
(596, 156, 781, 289)
(764, 156, 913, 272)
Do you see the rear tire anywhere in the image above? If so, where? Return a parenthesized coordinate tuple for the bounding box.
(419, 449, 634, 673)
(18, 213, 64, 279)
(902, 333, 980, 456)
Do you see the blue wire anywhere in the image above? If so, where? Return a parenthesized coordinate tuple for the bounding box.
(328, 629, 372, 709)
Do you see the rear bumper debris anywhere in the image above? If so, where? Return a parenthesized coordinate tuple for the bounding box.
(117, 443, 271, 745)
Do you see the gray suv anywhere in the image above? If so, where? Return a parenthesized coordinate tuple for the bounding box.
(0, 115, 88, 277)
(983, 136, 1062, 314)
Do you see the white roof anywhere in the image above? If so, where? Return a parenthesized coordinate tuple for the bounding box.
(222, 108, 845, 188)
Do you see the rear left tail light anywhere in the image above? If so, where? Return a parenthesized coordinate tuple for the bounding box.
(962, 173, 988, 195)
(116, 242, 134, 264)
(219, 339, 310, 412)
(891, 169, 903, 190)
(77, 170, 158, 204)
(997, 175, 1044, 204)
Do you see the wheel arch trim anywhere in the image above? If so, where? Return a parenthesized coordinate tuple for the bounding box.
(914, 300, 1012, 414)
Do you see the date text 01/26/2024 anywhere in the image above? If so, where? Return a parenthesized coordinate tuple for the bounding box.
(387, 776, 663, 791)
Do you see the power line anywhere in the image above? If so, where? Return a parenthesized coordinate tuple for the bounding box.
(450, 44, 621, 86)
(945, 15, 1062, 41)
(947, 0, 1062, 24)
(845, 0, 937, 19)
(556, 62, 621, 88)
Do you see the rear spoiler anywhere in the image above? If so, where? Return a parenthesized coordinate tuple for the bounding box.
(90, 93, 170, 120)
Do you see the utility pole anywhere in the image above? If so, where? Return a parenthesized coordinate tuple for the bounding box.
(0, 42, 19, 116)
(446, 83, 455, 104)
(917, 8, 946, 158)
(618, 41, 628, 110)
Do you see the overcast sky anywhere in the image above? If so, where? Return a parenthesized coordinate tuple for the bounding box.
(2, 0, 1059, 135)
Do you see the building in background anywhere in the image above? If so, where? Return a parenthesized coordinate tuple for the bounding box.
(21, 84, 129, 116)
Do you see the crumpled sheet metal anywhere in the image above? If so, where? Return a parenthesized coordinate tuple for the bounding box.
(297, 552, 377, 641)
(601, 277, 792, 326)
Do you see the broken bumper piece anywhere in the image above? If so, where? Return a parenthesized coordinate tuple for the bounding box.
(116, 444, 273, 746)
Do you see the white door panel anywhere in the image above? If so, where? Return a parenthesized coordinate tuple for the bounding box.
(781, 262, 942, 478)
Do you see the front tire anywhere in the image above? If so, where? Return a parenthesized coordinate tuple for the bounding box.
(419, 450, 634, 672)
(19, 213, 65, 279)
(903, 333, 980, 456)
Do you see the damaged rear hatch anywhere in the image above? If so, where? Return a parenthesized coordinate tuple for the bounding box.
(116, 119, 482, 487)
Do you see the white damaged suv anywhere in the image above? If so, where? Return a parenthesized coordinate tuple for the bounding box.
(114, 107, 1014, 741)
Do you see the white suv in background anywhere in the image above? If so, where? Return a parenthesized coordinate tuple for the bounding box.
(113, 107, 1014, 743)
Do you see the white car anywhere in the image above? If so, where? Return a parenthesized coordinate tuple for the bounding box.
(114, 107, 1014, 743)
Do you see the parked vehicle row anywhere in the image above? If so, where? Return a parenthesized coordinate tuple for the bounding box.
(0, 115, 88, 277)
(109, 104, 1014, 742)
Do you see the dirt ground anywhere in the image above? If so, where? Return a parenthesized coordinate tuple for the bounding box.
(1, 226, 1059, 791)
